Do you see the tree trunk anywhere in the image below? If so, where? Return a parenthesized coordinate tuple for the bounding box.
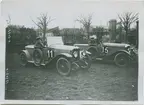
(125, 29, 128, 43)
(87, 28, 90, 40)
(87, 32, 90, 40)
(43, 30, 46, 41)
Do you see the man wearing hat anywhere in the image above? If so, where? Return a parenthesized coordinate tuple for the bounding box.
(34, 36, 45, 49)
(34, 36, 47, 62)
(89, 35, 98, 45)
(89, 35, 104, 56)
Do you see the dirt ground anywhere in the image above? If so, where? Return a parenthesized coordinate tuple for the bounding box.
(5, 53, 138, 101)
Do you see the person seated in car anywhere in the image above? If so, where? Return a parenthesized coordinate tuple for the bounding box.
(89, 35, 104, 56)
(89, 35, 97, 45)
(93, 35, 104, 55)
(96, 38, 104, 55)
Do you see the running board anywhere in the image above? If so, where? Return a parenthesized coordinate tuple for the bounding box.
(94, 58, 114, 63)
(28, 61, 46, 66)
(95, 58, 103, 60)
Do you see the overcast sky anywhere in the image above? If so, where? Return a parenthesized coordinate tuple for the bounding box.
(1, 0, 142, 29)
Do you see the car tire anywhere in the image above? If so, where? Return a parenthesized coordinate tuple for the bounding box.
(80, 54, 91, 70)
(33, 49, 43, 66)
(114, 53, 129, 67)
(20, 52, 28, 66)
(56, 57, 71, 76)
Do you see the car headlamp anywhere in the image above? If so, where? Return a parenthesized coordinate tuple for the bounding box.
(73, 51, 78, 58)
(130, 48, 134, 52)
(81, 50, 86, 56)
(127, 47, 130, 52)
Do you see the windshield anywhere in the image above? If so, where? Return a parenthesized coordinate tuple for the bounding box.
(46, 36, 64, 47)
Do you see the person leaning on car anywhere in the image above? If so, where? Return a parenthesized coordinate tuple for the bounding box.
(35, 36, 44, 49)
(34, 36, 47, 61)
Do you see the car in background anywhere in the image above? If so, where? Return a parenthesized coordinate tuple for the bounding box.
(74, 37, 138, 67)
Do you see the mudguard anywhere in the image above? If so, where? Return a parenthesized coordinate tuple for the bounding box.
(20, 50, 31, 61)
(113, 50, 133, 61)
(45, 53, 73, 65)
(115, 50, 131, 55)
(87, 46, 97, 51)
(58, 53, 73, 58)
(86, 51, 91, 55)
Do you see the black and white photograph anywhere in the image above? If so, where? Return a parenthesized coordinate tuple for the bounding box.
(2, 0, 140, 101)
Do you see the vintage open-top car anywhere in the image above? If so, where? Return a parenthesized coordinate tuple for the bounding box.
(19, 36, 91, 76)
(74, 37, 138, 67)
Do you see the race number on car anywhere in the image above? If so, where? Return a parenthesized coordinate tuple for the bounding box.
(47, 50, 54, 58)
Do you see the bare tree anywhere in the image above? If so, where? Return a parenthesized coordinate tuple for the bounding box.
(32, 13, 54, 40)
(118, 12, 138, 43)
(76, 14, 93, 40)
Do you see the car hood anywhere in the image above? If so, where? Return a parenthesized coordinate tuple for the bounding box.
(49, 44, 79, 50)
(103, 42, 130, 48)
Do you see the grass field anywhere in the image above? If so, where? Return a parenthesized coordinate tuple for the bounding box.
(5, 53, 138, 100)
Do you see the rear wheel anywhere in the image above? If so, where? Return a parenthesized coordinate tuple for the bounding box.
(56, 57, 71, 76)
(114, 53, 129, 67)
(20, 52, 27, 66)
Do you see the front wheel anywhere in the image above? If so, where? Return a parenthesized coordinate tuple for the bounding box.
(80, 54, 91, 70)
(56, 57, 71, 76)
(114, 53, 129, 67)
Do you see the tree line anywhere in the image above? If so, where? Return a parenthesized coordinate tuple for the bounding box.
(6, 12, 138, 53)
(6, 25, 36, 53)
(31, 12, 138, 44)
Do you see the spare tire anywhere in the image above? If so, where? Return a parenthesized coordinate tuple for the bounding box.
(33, 49, 43, 66)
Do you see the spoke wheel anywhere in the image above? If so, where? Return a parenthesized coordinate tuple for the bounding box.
(56, 57, 71, 76)
(114, 53, 129, 67)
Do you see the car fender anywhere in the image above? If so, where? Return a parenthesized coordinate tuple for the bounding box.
(86, 51, 91, 55)
(58, 53, 73, 58)
(112, 50, 131, 60)
(115, 50, 130, 55)
(87, 46, 96, 50)
(87, 46, 97, 53)
(46, 53, 73, 65)
(19, 50, 31, 60)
